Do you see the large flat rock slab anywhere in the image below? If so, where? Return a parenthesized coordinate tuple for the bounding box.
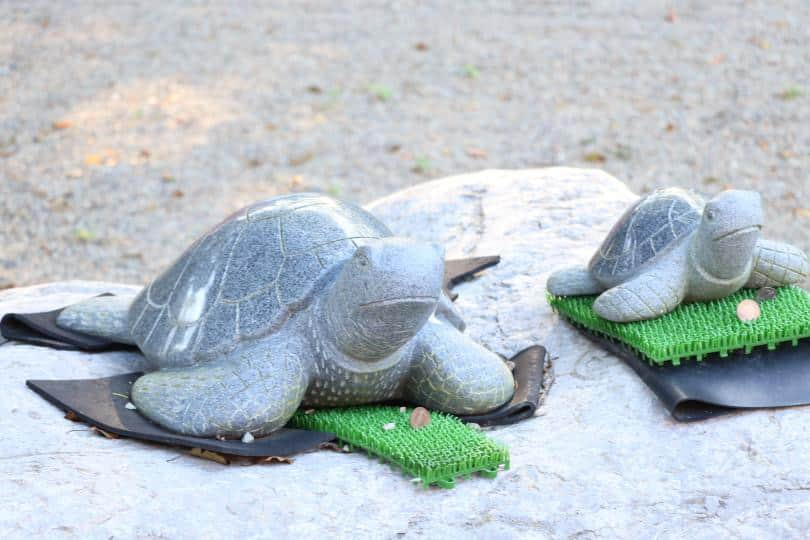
(2, 168, 809, 539)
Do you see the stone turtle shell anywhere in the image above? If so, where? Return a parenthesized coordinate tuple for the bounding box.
(589, 187, 704, 283)
(128, 193, 391, 367)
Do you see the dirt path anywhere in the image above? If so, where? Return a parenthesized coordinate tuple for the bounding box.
(1, 2, 807, 286)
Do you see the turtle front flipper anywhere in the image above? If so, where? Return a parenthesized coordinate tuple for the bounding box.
(132, 338, 311, 438)
(594, 270, 687, 323)
(746, 239, 810, 288)
(546, 266, 604, 296)
(404, 319, 514, 415)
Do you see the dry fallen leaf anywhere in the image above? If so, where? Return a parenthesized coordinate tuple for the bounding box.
(749, 36, 770, 50)
(319, 442, 350, 453)
(90, 426, 119, 439)
(189, 447, 230, 465)
(414, 42, 429, 51)
(793, 208, 810, 218)
(665, 8, 677, 22)
(64, 411, 81, 422)
(52, 120, 73, 130)
(288, 175, 304, 189)
(410, 407, 431, 429)
(289, 152, 313, 167)
(254, 456, 293, 465)
(171, 189, 184, 198)
(84, 154, 103, 166)
(466, 147, 488, 159)
(583, 152, 606, 163)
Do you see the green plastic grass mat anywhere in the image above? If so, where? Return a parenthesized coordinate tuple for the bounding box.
(548, 285, 810, 366)
(289, 405, 509, 488)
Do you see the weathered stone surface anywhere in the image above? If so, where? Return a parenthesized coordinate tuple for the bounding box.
(3, 168, 810, 539)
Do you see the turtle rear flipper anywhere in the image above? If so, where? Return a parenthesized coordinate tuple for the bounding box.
(594, 270, 687, 323)
(746, 239, 810, 288)
(546, 266, 603, 296)
(131, 340, 310, 438)
(56, 294, 137, 345)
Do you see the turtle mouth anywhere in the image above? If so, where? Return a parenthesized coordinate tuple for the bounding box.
(714, 225, 761, 242)
(359, 295, 438, 309)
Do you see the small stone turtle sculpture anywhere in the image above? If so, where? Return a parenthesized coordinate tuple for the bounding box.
(547, 188, 809, 322)
(56, 194, 515, 438)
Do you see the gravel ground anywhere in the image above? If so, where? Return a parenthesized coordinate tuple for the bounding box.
(1, 1, 808, 287)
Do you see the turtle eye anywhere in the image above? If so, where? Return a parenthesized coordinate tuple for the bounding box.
(706, 209, 717, 221)
(356, 253, 369, 268)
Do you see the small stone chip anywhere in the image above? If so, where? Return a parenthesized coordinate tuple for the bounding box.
(737, 299, 761, 323)
(125, 402, 137, 410)
(466, 422, 482, 431)
(241, 432, 255, 444)
(409, 407, 431, 429)
(399, 406, 407, 413)
(757, 287, 777, 302)
(382, 422, 396, 431)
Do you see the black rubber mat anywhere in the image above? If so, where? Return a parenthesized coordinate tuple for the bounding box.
(570, 321, 810, 421)
(458, 345, 553, 426)
(27, 373, 335, 457)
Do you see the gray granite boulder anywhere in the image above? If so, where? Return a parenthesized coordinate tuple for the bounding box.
(2, 168, 810, 539)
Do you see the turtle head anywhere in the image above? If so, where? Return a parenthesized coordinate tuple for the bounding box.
(324, 238, 444, 361)
(696, 189, 763, 279)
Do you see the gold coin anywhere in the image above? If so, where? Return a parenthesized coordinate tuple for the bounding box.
(409, 407, 431, 429)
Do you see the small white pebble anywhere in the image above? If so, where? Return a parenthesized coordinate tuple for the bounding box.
(125, 402, 137, 410)
(466, 422, 481, 431)
(399, 406, 407, 413)
(241, 432, 255, 444)
(383, 422, 396, 431)
(342, 445, 350, 452)
(304, 409, 315, 415)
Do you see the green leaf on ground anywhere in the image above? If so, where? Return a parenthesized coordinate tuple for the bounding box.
(368, 83, 393, 101)
(779, 86, 804, 100)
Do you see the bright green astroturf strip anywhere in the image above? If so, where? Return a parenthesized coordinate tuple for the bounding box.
(548, 286, 810, 366)
(289, 405, 509, 488)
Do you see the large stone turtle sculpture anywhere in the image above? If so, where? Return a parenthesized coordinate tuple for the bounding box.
(547, 187, 809, 322)
(56, 194, 515, 438)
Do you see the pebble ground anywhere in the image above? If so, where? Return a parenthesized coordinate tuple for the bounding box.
(1, 2, 807, 287)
